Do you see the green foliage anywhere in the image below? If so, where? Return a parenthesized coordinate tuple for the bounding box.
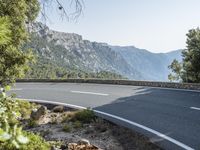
(73, 121, 82, 129)
(168, 59, 182, 82)
(0, 124, 29, 149)
(169, 27, 200, 83)
(27, 119, 38, 128)
(0, 97, 37, 124)
(22, 33, 126, 80)
(0, 97, 21, 124)
(73, 109, 96, 123)
(0, 131, 50, 150)
(0, 17, 11, 45)
(182, 28, 200, 82)
(16, 100, 38, 119)
(62, 124, 71, 132)
(0, 95, 49, 149)
(0, 0, 40, 87)
(0, 96, 29, 149)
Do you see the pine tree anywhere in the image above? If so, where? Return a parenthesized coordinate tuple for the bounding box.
(168, 27, 200, 83)
(0, 0, 40, 87)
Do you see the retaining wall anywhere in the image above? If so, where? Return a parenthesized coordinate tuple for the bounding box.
(16, 79, 200, 90)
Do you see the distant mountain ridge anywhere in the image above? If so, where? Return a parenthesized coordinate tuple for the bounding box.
(109, 46, 182, 80)
(24, 22, 182, 81)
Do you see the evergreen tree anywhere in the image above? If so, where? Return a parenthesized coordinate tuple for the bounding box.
(169, 27, 200, 83)
(182, 28, 200, 82)
(0, 0, 40, 87)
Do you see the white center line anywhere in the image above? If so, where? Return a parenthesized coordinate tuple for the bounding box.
(11, 88, 23, 91)
(70, 90, 109, 96)
(190, 107, 200, 111)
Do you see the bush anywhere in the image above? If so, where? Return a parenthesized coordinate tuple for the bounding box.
(73, 121, 82, 129)
(27, 119, 38, 128)
(73, 109, 96, 123)
(0, 131, 51, 150)
(16, 100, 38, 119)
(62, 125, 71, 132)
(0, 92, 50, 149)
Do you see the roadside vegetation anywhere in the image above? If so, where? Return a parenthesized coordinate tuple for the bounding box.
(0, 0, 199, 149)
(168, 28, 200, 83)
(0, 90, 50, 149)
(0, 0, 85, 149)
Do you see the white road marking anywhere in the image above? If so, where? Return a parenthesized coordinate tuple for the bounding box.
(17, 98, 86, 110)
(18, 98, 194, 150)
(94, 110, 194, 150)
(70, 90, 109, 96)
(146, 86, 200, 93)
(11, 88, 22, 91)
(16, 82, 200, 93)
(190, 107, 200, 111)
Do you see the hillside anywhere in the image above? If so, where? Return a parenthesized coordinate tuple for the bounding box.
(110, 46, 182, 81)
(23, 22, 182, 81)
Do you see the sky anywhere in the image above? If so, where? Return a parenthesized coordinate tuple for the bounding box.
(39, 0, 200, 53)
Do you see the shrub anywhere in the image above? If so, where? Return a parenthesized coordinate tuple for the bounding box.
(73, 109, 96, 123)
(61, 112, 76, 123)
(0, 131, 51, 150)
(73, 121, 82, 129)
(16, 100, 38, 119)
(62, 124, 71, 132)
(0, 92, 50, 149)
(27, 119, 38, 128)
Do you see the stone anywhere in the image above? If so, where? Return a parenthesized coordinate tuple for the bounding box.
(77, 139, 90, 145)
(31, 106, 47, 120)
(52, 105, 65, 113)
(68, 143, 78, 150)
(51, 145, 62, 150)
(68, 142, 101, 150)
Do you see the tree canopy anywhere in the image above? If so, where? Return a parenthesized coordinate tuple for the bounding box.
(0, 0, 83, 87)
(168, 27, 200, 83)
(0, 0, 40, 87)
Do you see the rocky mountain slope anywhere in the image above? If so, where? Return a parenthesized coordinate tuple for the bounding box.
(24, 22, 182, 81)
(110, 46, 182, 80)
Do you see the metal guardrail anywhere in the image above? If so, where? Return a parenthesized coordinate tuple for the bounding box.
(16, 79, 200, 90)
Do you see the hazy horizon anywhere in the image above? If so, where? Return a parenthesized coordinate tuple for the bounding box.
(38, 0, 200, 53)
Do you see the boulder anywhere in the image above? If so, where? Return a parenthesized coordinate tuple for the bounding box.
(68, 143, 101, 150)
(31, 105, 47, 120)
(77, 139, 90, 145)
(68, 139, 101, 150)
(52, 105, 65, 113)
(51, 145, 62, 150)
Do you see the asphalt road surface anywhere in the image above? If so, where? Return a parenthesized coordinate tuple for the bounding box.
(10, 82, 200, 150)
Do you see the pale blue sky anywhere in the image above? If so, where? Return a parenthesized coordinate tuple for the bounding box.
(39, 0, 200, 53)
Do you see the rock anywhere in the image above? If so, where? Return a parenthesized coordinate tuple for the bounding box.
(68, 143, 77, 150)
(31, 106, 47, 120)
(51, 145, 61, 150)
(77, 139, 90, 145)
(52, 105, 65, 113)
(68, 142, 101, 150)
(67, 139, 102, 150)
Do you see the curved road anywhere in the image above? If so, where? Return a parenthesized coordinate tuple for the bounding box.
(10, 82, 200, 150)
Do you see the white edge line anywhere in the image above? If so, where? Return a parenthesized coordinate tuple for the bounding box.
(94, 110, 194, 150)
(19, 98, 86, 110)
(146, 86, 200, 93)
(70, 90, 109, 96)
(19, 98, 194, 150)
(190, 107, 200, 111)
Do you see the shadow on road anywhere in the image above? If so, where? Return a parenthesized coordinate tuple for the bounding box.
(94, 88, 200, 149)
